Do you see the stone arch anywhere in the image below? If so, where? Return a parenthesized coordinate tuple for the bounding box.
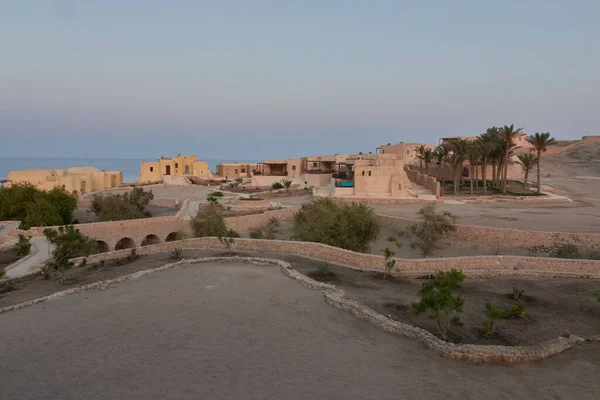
(96, 240, 110, 253)
(184, 165, 190, 175)
(141, 234, 161, 246)
(115, 237, 136, 250)
(166, 232, 181, 242)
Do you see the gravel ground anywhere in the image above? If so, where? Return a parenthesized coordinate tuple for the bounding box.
(1, 262, 599, 399)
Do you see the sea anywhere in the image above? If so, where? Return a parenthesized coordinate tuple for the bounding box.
(0, 158, 258, 184)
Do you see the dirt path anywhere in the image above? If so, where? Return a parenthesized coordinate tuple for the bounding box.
(2, 262, 599, 399)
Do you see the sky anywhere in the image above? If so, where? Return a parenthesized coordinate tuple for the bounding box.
(1, 0, 599, 159)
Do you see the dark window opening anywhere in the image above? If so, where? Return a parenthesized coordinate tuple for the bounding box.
(368, 171, 372, 176)
(175, 163, 179, 168)
(292, 165, 296, 170)
(150, 167, 154, 172)
(362, 171, 365, 176)
(313, 162, 318, 167)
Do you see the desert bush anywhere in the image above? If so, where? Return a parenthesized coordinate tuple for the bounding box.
(510, 301, 527, 318)
(0, 184, 77, 229)
(271, 182, 284, 190)
(15, 234, 32, 257)
(293, 198, 380, 253)
(550, 234, 581, 259)
(235, 178, 243, 184)
(91, 187, 154, 221)
(316, 262, 334, 277)
(410, 205, 457, 257)
(43, 225, 98, 282)
(127, 248, 138, 261)
(206, 195, 218, 204)
(484, 301, 506, 337)
(171, 248, 183, 259)
(412, 269, 465, 340)
(382, 248, 396, 280)
(209, 191, 224, 197)
(192, 207, 229, 237)
(512, 287, 525, 301)
(249, 217, 280, 240)
(219, 235, 236, 256)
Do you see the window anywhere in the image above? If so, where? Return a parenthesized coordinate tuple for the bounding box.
(150, 167, 154, 172)
(241, 168, 246, 173)
(234, 169, 238, 174)
(462, 167, 469, 177)
(368, 171, 372, 176)
(362, 171, 365, 176)
(175, 163, 179, 168)
(313, 162, 318, 167)
(292, 165, 296, 170)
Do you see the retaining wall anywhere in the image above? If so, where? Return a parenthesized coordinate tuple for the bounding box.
(378, 214, 600, 249)
(70, 237, 600, 278)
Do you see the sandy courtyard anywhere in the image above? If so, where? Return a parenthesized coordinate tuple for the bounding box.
(1, 262, 599, 399)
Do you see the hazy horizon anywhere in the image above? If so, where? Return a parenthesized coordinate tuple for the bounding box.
(2, 1, 598, 159)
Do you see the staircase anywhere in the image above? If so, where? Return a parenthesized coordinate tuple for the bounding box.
(164, 175, 192, 185)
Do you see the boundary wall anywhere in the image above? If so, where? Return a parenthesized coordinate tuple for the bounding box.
(70, 237, 600, 278)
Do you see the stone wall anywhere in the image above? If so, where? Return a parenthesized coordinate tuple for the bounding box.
(405, 168, 441, 197)
(72, 237, 600, 278)
(378, 214, 600, 250)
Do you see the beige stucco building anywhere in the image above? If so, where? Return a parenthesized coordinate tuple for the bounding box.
(216, 163, 253, 179)
(7, 167, 123, 195)
(378, 142, 435, 164)
(138, 155, 209, 183)
(333, 153, 412, 197)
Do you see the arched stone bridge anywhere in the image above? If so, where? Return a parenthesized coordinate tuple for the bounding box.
(15, 216, 184, 253)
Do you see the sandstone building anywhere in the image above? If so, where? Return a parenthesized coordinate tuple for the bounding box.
(7, 167, 123, 194)
(139, 155, 210, 183)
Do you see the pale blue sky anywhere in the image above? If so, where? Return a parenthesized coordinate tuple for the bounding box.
(1, 1, 598, 159)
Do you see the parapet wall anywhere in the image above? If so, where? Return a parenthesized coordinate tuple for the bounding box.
(405, 168, 440, 197)
(72, 237, 600, 278)
(378, 214, 600, 249)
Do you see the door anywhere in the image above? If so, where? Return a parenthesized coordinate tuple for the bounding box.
(165, 165, 171, 175)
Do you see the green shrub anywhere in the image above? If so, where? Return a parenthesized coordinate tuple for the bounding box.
(271, 182, 284, 190)
(512, 287, 525, 301)
(292, 198, 380, 253)
(249, 228, 264, 239)
(281, 179, 293, 193)
(0, 184, 77, 229)
(316, 262, 333, 277)
(209, 191, 224, 197)
(382, 248, 396, 280)
(43, 225, 98, 282)
(484, 301, 506, 337)
(91, 187, 154, 221)
(219, 235, 236, 255)
(15, 234, 32, 257)
(410, 205, 457, 257)
(510, 301, 527, 318)
(206, 195, 218, 204)
(550, 234, 581, 259)
(235, 178, 244, 184)
(412, 269, 465, 339)
(127, 248, 138, 261)
(171, 247, 183, 259)
(192, 208, 229, 237)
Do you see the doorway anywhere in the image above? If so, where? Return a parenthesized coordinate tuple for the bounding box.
(165, 165, 171, 175)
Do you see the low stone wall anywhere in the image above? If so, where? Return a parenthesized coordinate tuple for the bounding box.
(378, 214, 600, 250)
(4, 256, 588, 364)
(225, 207, 297, 232)
(405, 168, 441, 197)
(78, 196, 183, 209)
(70, 237, 600, 278)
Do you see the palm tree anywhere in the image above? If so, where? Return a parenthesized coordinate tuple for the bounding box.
(415, 144, 428, 173)
(422, 148, 434, 175)
(465, 143, 480, 194)
(476, 137, 496, 195)
(526, 132, 556, 194)
(517, 153, 538, 193)
(498, 125, 525, 194)
(445, 139, 468, 195)
(433, 144, 447, 180)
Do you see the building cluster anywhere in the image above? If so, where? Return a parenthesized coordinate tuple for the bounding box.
(6, 167, 122, 195)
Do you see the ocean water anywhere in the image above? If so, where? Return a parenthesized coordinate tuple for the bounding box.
(0, 158, 257, 183)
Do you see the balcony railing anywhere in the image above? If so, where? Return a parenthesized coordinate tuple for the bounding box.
(305, 169, 334, 174)
(252, 171, 287, 176)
